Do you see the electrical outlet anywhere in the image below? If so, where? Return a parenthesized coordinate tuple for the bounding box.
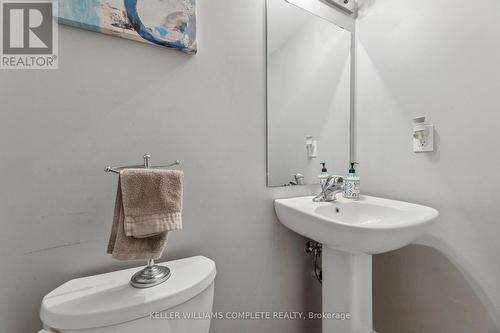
(412, 117, 434, 153)
(413, 124, 434, 152)
(323, 0, 356, 14)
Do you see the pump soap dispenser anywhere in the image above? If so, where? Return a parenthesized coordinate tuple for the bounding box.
(318, 162, 330, 186)
(343, 162, 360, 200)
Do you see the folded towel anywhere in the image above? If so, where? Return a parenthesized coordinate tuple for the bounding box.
(120, 169, 183, 238)
(106, 169, 183, 261)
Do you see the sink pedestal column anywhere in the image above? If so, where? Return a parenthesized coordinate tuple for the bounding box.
(322, 246, 373, 333)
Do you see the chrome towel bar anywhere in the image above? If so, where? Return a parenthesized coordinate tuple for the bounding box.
(104, 154, 180, 174)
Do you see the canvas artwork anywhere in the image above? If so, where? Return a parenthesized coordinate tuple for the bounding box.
(58, 0, 197, 54)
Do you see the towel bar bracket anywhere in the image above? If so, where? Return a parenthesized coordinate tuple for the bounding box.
(105, 153, 178, 289)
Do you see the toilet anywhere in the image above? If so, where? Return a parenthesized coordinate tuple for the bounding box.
(39, 256, 216, 333)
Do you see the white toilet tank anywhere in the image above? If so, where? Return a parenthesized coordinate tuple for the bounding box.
(40, 256, 216, 333)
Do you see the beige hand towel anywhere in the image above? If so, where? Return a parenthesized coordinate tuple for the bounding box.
(106, 169, 183, 261)
(122, 169, 183, 238)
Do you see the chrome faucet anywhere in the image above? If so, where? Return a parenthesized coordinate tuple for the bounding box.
(313, 175, 344, 202)
(290, 173, 305, 186)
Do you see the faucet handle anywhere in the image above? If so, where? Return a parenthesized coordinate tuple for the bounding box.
(328, 175, 344, 184)
(335, 175, 344, 182)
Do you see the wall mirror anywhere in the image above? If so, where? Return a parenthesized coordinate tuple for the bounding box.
(267, 0, 352, 187)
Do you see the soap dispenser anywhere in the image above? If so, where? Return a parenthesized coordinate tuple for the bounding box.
(318, 162, 330, 186)
(343, 162, 360, 200)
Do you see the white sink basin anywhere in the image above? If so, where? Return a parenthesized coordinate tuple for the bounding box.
(275, 195, 438, 333)
(275, 195, 439, 254)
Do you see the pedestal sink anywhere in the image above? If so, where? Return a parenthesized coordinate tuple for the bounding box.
(274, 195, 438, 333)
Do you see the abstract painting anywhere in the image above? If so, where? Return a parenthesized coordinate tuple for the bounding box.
(58, 0, 197, 54)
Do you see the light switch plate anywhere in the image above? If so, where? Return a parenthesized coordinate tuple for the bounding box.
(413, 124, 434, 153)
(322, 0, 356, 14)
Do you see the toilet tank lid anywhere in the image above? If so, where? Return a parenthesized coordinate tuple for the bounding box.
(40, 256, 216, 330)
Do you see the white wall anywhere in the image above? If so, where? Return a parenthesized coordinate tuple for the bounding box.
(0, 0, 348, 331)
(356, 0, 500, 331)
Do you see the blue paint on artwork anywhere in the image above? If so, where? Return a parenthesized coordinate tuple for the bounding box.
(124, 0, 186, 50)
(58, 0, 101, 32)
(154, 27, 168, 37)
(57, 0, 197, 54)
